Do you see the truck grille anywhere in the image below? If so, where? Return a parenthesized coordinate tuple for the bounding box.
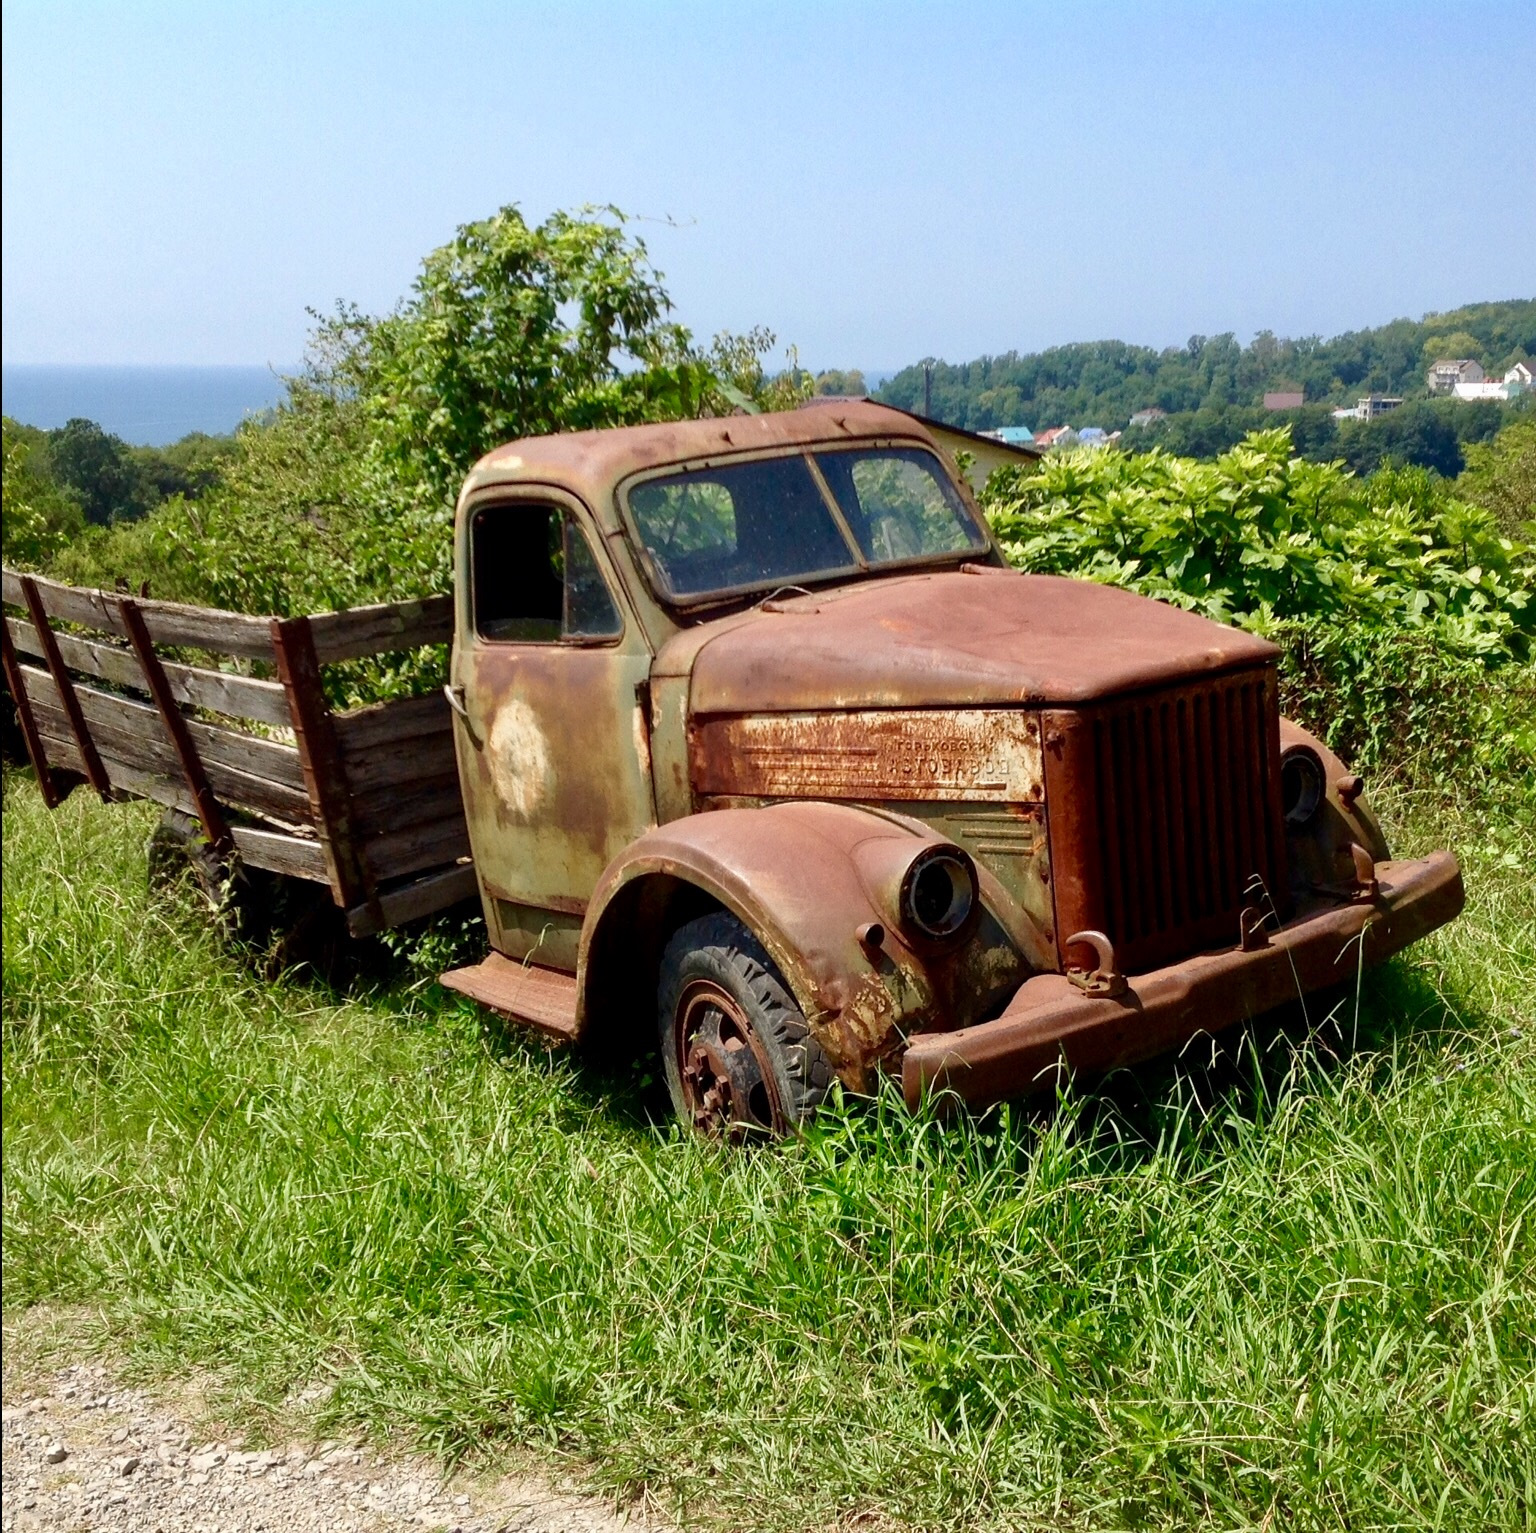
(1043, 668, 1284, 973)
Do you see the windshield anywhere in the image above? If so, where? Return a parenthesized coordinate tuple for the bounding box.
(624, 446, 987, 603)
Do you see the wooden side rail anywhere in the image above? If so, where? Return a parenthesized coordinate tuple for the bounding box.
(2, 566, 473, 934)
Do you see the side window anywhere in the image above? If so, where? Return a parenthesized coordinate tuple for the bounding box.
(471, 503, 622, 643)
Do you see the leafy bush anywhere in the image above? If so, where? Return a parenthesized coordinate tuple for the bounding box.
(982, 428, 1535, 779)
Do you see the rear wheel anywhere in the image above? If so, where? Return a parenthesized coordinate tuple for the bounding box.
(147, 809, 337, 969)
(657, 912, 833, 1140)
(148, 809, 254, 941)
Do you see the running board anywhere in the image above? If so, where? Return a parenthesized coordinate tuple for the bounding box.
(438, 953, 579, 1041)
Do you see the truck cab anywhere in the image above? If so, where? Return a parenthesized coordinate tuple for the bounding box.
(441, 401, 1464, 1136)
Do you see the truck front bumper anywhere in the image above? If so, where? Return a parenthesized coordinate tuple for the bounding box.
(902, 851, 1464, 1110)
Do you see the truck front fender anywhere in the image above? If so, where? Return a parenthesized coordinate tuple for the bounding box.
(576, 802, 1026, 1088)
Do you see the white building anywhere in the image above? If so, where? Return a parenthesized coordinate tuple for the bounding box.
(1332, 395, 1404, 422)
(1453, 365, 1531, 402)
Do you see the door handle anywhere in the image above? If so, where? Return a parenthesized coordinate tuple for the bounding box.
(444, 684, 482, 749)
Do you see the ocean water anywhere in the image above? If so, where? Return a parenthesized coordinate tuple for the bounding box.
(2, 365, 292, 446)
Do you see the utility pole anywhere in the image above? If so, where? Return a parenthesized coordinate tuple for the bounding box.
(923, 362, 932, 418)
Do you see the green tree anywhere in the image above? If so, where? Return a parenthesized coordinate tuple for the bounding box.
(1, 417, 86, 566)
(359, 205, 719, 517)
(130, 432, 239, 502)
(49, 204, 792, 617)
(980, 427, 1534, 775)
(1421, 330, 1484, 367)
(877, 299, 1536, 438)
(1458, 418, 1536, 537)
(44, 418, 151, 526)
(814, 368, 867, 397)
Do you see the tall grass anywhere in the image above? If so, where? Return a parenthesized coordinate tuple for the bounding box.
(3, 770, 1533, 1531)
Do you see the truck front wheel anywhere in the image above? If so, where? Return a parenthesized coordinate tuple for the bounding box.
(657, 912, 833, 1139)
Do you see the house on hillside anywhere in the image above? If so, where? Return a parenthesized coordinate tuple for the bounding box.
(1453, 365, 1530, 402)
(1428, 358, 1485, 394)
(797, 397, 1042, 491)
(1128, 407, 1166, 428)
(1263, 390, 1305, 410)
(1032, 426, 1074, 449)
(980, 425, 1037, 448)
(1333, 394, 1404, 422)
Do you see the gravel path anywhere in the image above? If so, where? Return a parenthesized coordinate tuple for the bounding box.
(2, 1330, 658, 1533)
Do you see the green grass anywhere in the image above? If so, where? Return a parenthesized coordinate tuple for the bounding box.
(3, 769, 1534, 1531)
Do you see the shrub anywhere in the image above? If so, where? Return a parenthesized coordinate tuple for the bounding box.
(981, 428, 1535, 779)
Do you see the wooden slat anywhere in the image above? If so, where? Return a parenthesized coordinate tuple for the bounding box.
(3, 569, 274, 659)
(360, 813, 472, 884)
(27, 666, 308, 835)
(20, 668, 305, 794)
(306, 595, 453, 665)
(39, 733, 191, 816)
(342, 739, 456, 796)
(351, 775, 465, 834)
(20, 577, 113, 799)
(36, 735, 327, 880)
(3, 569, 116, 632)
(346, 862, 479, 937)
(33, 728, 85, 776)
(333, 689, 456, 752)
(229, 824, 330, 883)
(37, 730, 324, 879)
(8, 617, 291, 727)
(2, 614, 64, 806)
(30, 699, 308, 824)
(134, 598, 277, 660)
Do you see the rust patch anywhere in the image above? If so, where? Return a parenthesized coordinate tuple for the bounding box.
(692, 709, 1044, 802)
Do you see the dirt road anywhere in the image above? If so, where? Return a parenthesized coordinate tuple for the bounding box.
(1, 1313, 657, 1533)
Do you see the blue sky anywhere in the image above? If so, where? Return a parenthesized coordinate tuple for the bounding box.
(3, 1, 1532, 370)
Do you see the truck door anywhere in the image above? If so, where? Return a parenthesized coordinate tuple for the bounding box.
(450, 491, 656, 970)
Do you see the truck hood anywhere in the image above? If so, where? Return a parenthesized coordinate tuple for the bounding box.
(657, 570, 1278, 713)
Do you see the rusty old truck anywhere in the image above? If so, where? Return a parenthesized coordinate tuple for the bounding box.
(2, 401, 1465, 1135)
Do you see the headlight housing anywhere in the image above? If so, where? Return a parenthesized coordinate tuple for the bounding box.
(1280, 745, 1325, 828)
(900, 846, 977, 939)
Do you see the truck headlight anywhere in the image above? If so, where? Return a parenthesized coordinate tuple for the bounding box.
(900, 846, 977, 939)
(1280, 745, 1325, 828)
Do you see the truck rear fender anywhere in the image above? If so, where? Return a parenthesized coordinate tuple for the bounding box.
(576, 802, 1025, 1087)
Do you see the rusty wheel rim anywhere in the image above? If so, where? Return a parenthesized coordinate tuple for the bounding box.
(673, 977, 787, 1139)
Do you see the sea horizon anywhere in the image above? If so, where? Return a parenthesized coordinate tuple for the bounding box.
(2, 363, 295, 447)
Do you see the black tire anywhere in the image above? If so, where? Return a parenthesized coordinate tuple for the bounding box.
(148, 809, 253, 940)
(657, 912, 834, 1139)
(146, 809, 335, 967)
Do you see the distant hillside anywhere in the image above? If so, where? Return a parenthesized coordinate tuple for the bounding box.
(875, 298, 1536, 433)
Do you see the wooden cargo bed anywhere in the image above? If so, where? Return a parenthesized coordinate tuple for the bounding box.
(2, 566, 475, 937)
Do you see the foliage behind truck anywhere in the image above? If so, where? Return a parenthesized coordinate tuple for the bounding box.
(2, 402, 1465, 1137)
